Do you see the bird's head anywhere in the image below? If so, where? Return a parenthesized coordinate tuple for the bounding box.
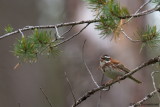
(100, 55, 111, 62)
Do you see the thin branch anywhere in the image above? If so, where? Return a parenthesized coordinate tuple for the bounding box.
(82, 40, 100, 88)
(50, 26, 74, 44)
(129, 71, 160, 107)
(72, 56, 160, 107)
(121, 29, 141, 42)
(54, 23, 90, 47)
(55, 26, 63, 39)
(97, 74, 105, 107)
(18, 29, 24, 37)
(151, 71, 160, 104)
(39, 23, 81, 52)
(0, 19, 98, 40)
(64, 71, 77, 104)
(120, 4, 160, 19)
(40, 87, 55, 107)
(129, 89, 160, 107)
(61, 25, 74, 37)
(97, 90, 103, 107)
(123, 0, 152, 25)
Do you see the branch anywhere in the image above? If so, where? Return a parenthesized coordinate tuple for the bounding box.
(123, 0, 152, 25)
(121, 29, 141, 42)
(40, 87, 55, 107)
(0, 4, 159, 40)
(0, 19, 98, 40)
(82, 40, 100, 88)
(64, 71, 77, 104)
(72, 56, 160, 107)
(129, 71, 160, 107)
(120, 4, 160, 19)
(18, 29, 24, 37)
(151, 71, 160, 103)
(55, 26, 62, 39)
(54, 23, 90, 47)
(97, 74, 106, 107)
(129, 89, 160, 107)
(1, 4, 160, 40)
(81, 40, 109, 91)
(61, 25, 74, 37)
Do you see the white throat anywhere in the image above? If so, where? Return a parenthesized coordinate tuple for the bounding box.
(100, 60, 110, 67)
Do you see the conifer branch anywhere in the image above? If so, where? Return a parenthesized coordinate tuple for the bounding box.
(0, 19, 98, 40)
(0, 4, 160, 40)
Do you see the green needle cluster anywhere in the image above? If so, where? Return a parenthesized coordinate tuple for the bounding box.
(13, 29, 59, 63)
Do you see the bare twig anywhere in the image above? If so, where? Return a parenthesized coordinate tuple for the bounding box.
(18, 29, 24, 37)
(72, 56, 160, 107)
(54, 23, 90, 47)
(151, 71, 160, 105)
(82, 40, 100, 88)
(97, 74, 105, 107)
(97, 90, 103, 107)
(61, 25, 74, 37)
(55, 26, 63, 39)
(129, 89, 160, 107)
(40, 87, 55, 107)
(129, 71, 160, 107)
(121, 29, 141, 42)
(120, 4, 160, 19)
(64, 71, 77, 104)
(123, 0, 152, 25)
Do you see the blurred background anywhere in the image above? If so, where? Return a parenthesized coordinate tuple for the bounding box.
(0, 0, 159, 107)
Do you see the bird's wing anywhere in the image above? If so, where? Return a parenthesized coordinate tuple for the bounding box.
(116, 64, 142, 84)
(110, 58, 120, 64)
(115, 64, 130, 73)
(110, 58, 130, 73)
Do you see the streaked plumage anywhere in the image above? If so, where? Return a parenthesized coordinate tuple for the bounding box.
(100, 55, 141, 84)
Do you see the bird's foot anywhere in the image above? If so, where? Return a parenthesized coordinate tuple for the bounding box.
(115, 76, 122, 83)
(102, 80, 113, 86)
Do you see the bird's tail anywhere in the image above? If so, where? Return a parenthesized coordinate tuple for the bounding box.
(129, 76, 142, 84)
(116, 64, 142, 84)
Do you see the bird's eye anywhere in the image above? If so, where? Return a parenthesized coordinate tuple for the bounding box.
(105, 57, 110, 61)
(104, 55, 110, 61)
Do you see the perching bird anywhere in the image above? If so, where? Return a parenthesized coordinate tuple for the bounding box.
(100, 55, 141, 84)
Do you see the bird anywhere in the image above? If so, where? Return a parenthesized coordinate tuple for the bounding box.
(99, 55, 141, 84)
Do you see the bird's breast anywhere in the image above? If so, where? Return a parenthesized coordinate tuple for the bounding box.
(103, 66, 124, 79)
